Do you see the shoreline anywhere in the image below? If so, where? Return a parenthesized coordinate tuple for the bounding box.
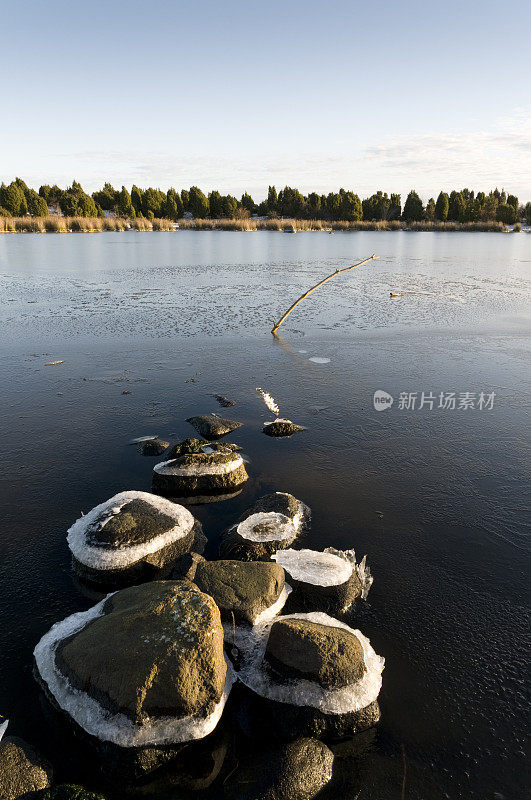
(0, 216, 520, 234)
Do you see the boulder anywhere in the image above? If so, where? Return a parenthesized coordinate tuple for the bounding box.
(192, 560, 289, 625)
(44, 785, 106, 800)
(265, 618, 366, 687)
(219, 492, 310, 561)
(186, 414, 243, 439)
(0, 735, 53, 799)
(272, 548, 371, 614)
(263, 419, 304, 437)
(34, 581, 235, 775)
(139, 438, 169, 456)
(152, 447, 248, 498)
(236, 613, 384, 740)
(67, 492, 202, 586)
(224, 737, 334, 800)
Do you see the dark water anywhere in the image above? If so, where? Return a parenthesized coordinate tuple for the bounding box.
(0, 231, 529, 799)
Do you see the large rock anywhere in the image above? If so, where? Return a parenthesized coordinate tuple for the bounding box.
(67, 492, 202, 586)
(219, 492, 310, 561)
(224, 737, 334, 800)
(272, 548, 371, 614)
(237, 613, 384, 740)
(186, 414, 243, 439)
(34, 582, 234, 778)
(263, 419, 305, 437)
(152, 440, 248, 498)
(0, 735, 53, 799)
(265, 618, 366, 688)
(191, 559, 288, 625)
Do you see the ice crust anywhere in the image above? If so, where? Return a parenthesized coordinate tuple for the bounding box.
(272, 549, 353, 587)
(67, 491, 195, 570)
(33, 597, 236, 747)
(256, 387, 280, 415)
(325, 547, 374, 600)
(237, 612, 384, 714)
(153, 454, 243, 476)
(0, 719, 8, 742)
(236, 512, 297, 543)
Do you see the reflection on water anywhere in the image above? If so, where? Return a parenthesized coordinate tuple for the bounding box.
(0, 232, 529, 799)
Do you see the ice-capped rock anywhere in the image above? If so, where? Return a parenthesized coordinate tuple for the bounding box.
(219, 493, 310, 561)
(152, 439, 248, 498)
(263, 418, 305, 437)
(67, 491, 202, 586)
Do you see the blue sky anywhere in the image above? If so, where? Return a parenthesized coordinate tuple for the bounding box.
(1, 0, 530, 201)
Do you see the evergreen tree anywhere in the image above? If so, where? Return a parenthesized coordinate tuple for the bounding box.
(266, 185, 278, 215)
(341, 191, 362, 221)
(188, 186, 209, 218)
(221, 195, 238, 218)
(425, 198, 436, 221)
(525, 203, 531, 226)
(164, 188, 183, 220)
(448, 191, 466, 222)
(435, 191, 449, 221)
(496, 203, 516, 224)
(92, 183, 118, 211)
(180, 189, 190, 212)
(0, 182, 27, 216)
(402, 190, 424, 221)
(208, 191, 223, 218)
(142, 188, 165, 218)
(116, 186, 135, 218)
(325, 192, 342, 220)
(131, 185, 143, 214)
(241, 192, 255, 214)
(26, 189, 48, 216)
(307, 192, 321, 217)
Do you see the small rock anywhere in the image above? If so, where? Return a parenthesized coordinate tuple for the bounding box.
(0, 735, 53, 799)
(186, 414, 243, 439)
(263, 419, 304, 437)
(213, 395, 235, 408)
(139, 438, 169, 456)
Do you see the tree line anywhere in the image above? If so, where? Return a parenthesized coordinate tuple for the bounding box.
(0, 178, 529, 225)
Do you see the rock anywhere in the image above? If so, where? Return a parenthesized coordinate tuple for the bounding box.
(186, 414, 243, 439)
(67, 491, 202, 586)
(224, 737, 334, 800)
(236, 612, 384, 740)
(265, 618, 366, 687)
(263, 419, 304, 437)
(152, 447, 248, 498)
(272, 548, 370, 614)
(219, 492, 309, 561)
(0, 735, 53, 799)
(213, 395, 235, 408)
(192, 560, 288, 625)
(139, 438, 169, 456)
(34, 582, 235, 773)
(45, 785, 106, 800)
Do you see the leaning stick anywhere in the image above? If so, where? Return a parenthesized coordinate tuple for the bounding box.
(271, 254, 379, 335)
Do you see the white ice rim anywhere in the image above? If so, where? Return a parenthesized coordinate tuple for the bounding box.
(236, 611, 384, 715)
(221, 584, 292, 631)
(153, 454, 243, 476)
(272, 548, 353, 587)
(67, 491, 196, 570)
(236, 512, 297, 543)
(33, 595, 236, 747)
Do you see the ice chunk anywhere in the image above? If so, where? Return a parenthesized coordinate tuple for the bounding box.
(67, 491, 195, 570)
(33, 598, 236, 747)
(309, 357, 331, 364)
(272, 549, 353, 587)
(0, 719, 8, 742)
(237, 612, 384, 715)
(153, 454, 243, 477)
(256, 387, 280, 415)
(325, 547, 373, 599)
(236, 512, 297, 543)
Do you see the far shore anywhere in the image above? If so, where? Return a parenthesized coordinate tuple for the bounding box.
(0, 216, 522, 234)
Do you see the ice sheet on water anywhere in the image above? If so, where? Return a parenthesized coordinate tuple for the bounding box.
(309, 357, 331, 364)
(33, 597, 236, 746)
(272, 548, 353, 587)
(129, 435, 158, 444)
(325, 547, 374, 599)
(237, 611, 384, 714)
(153, 454, 243, 477)
(67, 491, 195, 569)
(236, 512, 297, 543)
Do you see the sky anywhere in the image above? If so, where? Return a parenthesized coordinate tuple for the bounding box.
(1, 0, 530, 202)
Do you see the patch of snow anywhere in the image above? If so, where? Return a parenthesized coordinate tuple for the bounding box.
(153, 454, 243, 477)
(272, 549, 353, 587)
(236, 512, 297, 543)
(238, 612, 384, 714)
(33, 597, 236, 747)
(67, 491, 195, 570)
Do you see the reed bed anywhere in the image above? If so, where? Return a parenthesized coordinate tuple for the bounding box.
(0, 216, 509, 233)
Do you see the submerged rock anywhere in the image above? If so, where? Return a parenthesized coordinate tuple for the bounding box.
(34, 581, 235, 776)
(0, 735, 53, 799)
(152, 445, 248, 498)
(44, 785, 106, 800)
(186, 414, 243, 439)
(191, 559, 290, 625)
(219, 492, 310, 561)
(213, 394, 235, 408)
(237, 612, 384, 740)
(263, 419, 305, 437)
(272, 548, 371, 614)
(67, 491, 202, 586)
(139, 438, 170, 456)
(224, 737, 334, 800)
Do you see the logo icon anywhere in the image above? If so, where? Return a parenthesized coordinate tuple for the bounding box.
(373, 390, 394, 411)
